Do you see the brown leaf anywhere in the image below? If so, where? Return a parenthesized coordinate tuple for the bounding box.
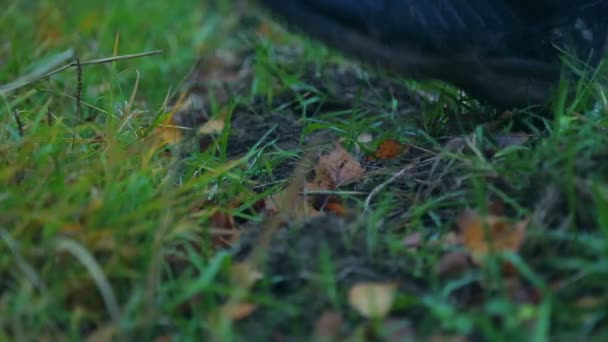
(348, 282, 397, 319)
(210, 210, 240, 248)
(220, 302, 258, 321)
(156, 114, 183, 145)
(210, 210, 236, 229)
(457, 210, 528, 265)
(368, 139, 410, 160)
(308, 143, 365, 191)
(264, 190, 322, 222)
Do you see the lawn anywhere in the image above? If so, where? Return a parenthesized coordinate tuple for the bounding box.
(2, 1, 608, 340)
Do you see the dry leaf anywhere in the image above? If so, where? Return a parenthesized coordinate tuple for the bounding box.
(210, 210, 240, 248)
(368, 139, 409, 160)
(457, 210, 528, 265)
(220, 302, 258, 321)
(156, 114, 182, 145)
(324, 200, 347, 216)
(348, 282, 397, 319)
(308, 142, 365, 191)
(198, 119, 225, 135)
(264, 190, 322, 221)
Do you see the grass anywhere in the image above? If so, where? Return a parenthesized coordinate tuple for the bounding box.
(2, 0, 608, 340)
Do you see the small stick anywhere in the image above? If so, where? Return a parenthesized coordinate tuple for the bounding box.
(0, 50, 163, 94)
(75, 57, 83, 122)
(13, 110, 23, 137)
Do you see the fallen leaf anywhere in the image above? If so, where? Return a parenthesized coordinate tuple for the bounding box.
(349, 282, 397, 319)
(308, 142, 365, 191)
(368, 139, 409, 160)
(457, 210, 528, 265)
(264, 190, 322, 222)
(209, 210, 240, 248)
(324, 199, 347, 216)
(220, 302, 258, 321)
(156, 114, 182, 145)
(210, 210, 236, 229)
(198, 119, 225, 135)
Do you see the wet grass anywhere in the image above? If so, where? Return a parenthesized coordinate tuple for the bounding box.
(2, 0, 608, 340)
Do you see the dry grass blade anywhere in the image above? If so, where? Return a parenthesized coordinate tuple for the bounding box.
(54, 237, 121, 326)
(0, 50, 163, 95)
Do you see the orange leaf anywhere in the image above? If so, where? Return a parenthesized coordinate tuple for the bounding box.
(368, 139, 409, 160)
(156, 114, 182, 145)
(324, 200, 347, 216)
(457, 210, 528, 264)
(308, 142, 365, 191)
(220, 302, 258, 321)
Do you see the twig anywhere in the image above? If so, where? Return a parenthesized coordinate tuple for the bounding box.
(71, 57, 82, 148)
(364, 163, 414, 213)
(0, 50, 163, 95)
(75, 57, 83, 122)
(13, 110, 24, 137)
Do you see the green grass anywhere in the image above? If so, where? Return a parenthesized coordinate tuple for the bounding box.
(2, 0, 608, 340)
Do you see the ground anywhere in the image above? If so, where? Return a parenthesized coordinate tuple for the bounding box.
(1, 1, 608, 341)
